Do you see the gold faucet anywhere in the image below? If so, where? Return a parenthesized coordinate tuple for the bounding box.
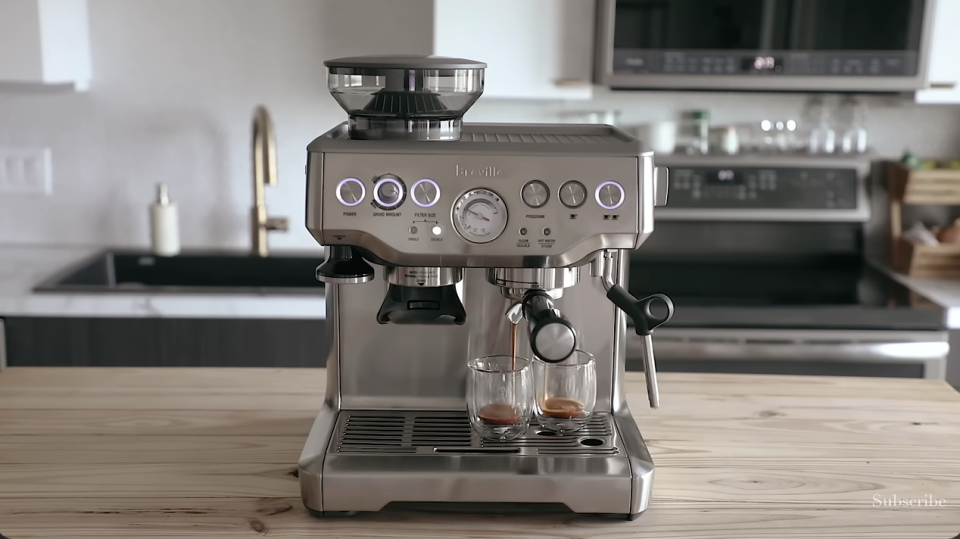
(251, 106, 289, 257)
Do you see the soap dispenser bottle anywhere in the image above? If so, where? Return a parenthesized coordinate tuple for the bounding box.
(150, 182, 180, 256)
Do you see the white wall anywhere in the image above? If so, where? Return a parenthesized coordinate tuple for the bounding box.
(0, 0, 433, 250)
(1, 0, 959, 250)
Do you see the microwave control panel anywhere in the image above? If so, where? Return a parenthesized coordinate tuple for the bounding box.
(613, 51, 919, 77)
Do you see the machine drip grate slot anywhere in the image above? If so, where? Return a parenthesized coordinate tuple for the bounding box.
(434, 448, 521, 454)
(335, 411, 619, 456)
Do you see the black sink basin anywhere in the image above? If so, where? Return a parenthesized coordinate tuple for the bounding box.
(35, 250, 325, 294)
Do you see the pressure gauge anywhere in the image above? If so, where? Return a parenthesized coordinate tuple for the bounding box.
(452, 188, 508, 244)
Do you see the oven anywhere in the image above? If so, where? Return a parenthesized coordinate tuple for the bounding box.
(627, 154, 948, 379)
(595, 0, 937, 92)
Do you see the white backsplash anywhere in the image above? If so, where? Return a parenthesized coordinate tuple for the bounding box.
(1, 0, 959, 250)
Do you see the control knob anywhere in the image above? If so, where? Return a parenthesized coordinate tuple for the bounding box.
(411, 179, 441, 208)
(373, 175, 405, 209)
(336, 178, 365, 207)
(596, 181, 625, 210)
(521, 180, 549, 208)
(559, 181, 587, 208)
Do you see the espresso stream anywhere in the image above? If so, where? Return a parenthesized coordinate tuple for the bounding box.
(477, 324, 523, 426)
(510, 323, 517, 371)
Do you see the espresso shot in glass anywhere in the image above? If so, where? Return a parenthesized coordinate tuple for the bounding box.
(534, 350, 596, 433)
(467, 355, 533, 441)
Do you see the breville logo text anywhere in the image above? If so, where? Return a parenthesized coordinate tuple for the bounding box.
(455, 165, 504, 177)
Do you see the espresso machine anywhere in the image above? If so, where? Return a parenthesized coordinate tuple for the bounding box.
(299, 55, 673, 520)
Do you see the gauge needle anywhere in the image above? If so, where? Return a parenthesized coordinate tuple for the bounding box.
(466, 209, 490, 221)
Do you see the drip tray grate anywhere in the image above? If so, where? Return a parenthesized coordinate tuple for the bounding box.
(334, 410, 618, 456)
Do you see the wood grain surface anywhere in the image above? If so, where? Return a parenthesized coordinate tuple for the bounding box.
(1, 368, 959, 538)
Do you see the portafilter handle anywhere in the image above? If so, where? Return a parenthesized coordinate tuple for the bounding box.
(316, 246, 375, 284)
(599, 251, 674, 409)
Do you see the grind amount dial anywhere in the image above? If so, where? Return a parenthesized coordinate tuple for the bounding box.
(453, 188, 508, 244)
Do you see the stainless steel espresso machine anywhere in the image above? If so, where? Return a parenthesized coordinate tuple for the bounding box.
(299, 55, 674, 520)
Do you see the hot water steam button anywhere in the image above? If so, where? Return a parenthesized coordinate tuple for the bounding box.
(336, 178, 366, 207)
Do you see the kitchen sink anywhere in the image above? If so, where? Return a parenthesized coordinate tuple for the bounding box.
(35, 250, 325, 294)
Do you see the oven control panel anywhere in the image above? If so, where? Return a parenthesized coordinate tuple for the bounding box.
(668, 167, 858, 209)
(653, 162, 869, 222)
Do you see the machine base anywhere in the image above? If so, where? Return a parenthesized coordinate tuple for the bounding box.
(307, 505, 644, 520)
(298, 407, 654, 518)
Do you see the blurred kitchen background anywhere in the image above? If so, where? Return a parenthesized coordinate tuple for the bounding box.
(3, 0, 960, 387)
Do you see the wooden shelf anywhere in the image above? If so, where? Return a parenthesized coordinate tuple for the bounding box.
(888, 161, 960, 205)
(888, 161, 960, 278)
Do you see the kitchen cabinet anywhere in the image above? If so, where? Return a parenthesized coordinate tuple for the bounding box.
(433, 0, 594, 100)
(916, 0, 960, 104)
(2, 317, 327, 368)
(0, 0, 91, 91)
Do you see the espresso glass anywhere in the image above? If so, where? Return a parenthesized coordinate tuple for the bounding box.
(534, 350, 596, 433)
(467, 355, 533, 441)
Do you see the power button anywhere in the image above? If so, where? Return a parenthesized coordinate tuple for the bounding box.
(336, 178, 366, 207)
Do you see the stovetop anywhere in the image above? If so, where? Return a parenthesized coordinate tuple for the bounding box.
(627, 254, 945, 331)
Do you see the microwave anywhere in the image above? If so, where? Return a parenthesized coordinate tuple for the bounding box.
(595, 0, 937, 92)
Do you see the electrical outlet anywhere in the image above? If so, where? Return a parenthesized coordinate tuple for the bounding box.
(0, 147, 52, 195)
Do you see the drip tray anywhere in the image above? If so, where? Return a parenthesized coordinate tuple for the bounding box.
(332, 410, 619, 456)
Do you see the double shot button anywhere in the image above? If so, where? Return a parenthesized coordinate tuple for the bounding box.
(595, 181, 625, 210)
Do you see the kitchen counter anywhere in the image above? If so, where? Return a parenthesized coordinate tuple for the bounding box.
(891, 271, 960, 329)
(1, 368, 958, 538)
(5, 243, 960, 328)
(0, 244, 325, 319)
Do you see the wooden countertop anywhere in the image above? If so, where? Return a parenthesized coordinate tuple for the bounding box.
(1, 368, 959, 538)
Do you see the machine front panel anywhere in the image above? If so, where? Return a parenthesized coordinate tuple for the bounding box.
(316, 153, 643, 267)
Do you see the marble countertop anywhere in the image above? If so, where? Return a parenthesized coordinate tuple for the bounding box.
(889, 272, 960, 329)
(0, 245, 326, 319)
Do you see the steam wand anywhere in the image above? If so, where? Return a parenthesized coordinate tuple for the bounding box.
(598, 250, 674, 409)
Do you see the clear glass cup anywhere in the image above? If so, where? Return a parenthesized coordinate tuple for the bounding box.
(534, 351, 596, 434)
(838, 96, 868, 154)
(467, 355, 533, 441)
(803, 96, 837, 154)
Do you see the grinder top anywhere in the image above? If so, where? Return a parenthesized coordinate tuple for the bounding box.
(325, 55, 486, 142)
